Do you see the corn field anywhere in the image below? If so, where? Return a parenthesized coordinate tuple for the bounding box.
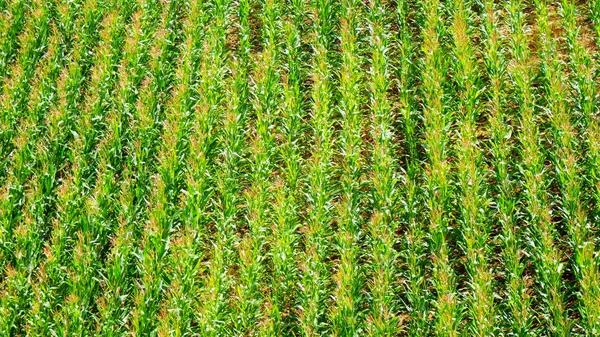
(1, 0, 600, 335)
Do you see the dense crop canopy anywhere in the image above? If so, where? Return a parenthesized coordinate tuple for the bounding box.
(1, 0, 600, 335)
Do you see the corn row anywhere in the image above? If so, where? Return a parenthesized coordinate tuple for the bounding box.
(91, 2, 170, 334)
(366, 0, 400, 335)
(421, 0, 460, 335)
(486, 1, 533, 335)
(193, 1, 233, 335)
(396, 1, 429, 335)
(0, 27, 61, 276)
(233, 0, 281, 334)
(591, 0, 600, 44)
(0, 0, 53, 180)
(559, 1, 600, 334)
(0, 0, 30, 82)
(128, 1, 188, 334)
(450, 0, 495, 335)
(265, 3, 306, 334)
(0, 1, 104, 333)
(0, 0, 54, 216)
(299, 0, 336, 334)
(40, 3, 131, 333)
(154, 3, 214, 336)
(508, 0, 568, 334)
(329, 0, 364, 335)
(532, 2, 573, 335)
(48, 2, 127, 332)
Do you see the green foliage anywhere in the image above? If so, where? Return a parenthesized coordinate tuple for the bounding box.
(1, 0, 600, 335)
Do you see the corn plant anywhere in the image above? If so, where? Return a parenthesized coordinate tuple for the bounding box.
(485, 1, 532, 335)
(299, 0, 337, 335)
(192, 1, 233, 335)
(365, 0, 400, 335)
(33, 4, 129, 334)
(0, 0, 53, 209)
(0, 0, 30, 83)
(7, 56, 72, 337)
(421, 0, 461, 335)
(264, 3, 306, 334)
(0, 0, 103, 332)
(328, 0, 364, 336)
(154, 4, 214, 337)
(128, 2, 188, 335)
(0, 0, 52, 180)
(0, 28, 61, 276)
(395, 1, 429, 335)
(559, 1, 600, 334)
(232, 0, 282, 334)
(94, 3, 168, 334)
(449, 0, 495, 335)
(507, 0, 568, 335)
(591, 0, 600, 44)
(1, 0, 600, 335)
